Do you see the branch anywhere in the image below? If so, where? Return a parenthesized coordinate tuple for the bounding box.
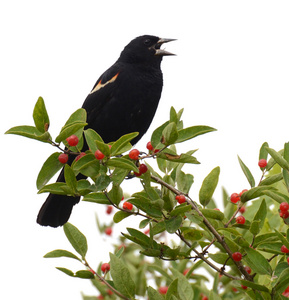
(150, 174, 253, 281)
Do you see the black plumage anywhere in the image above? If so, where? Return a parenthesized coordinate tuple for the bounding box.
(37, 35, 175, 227)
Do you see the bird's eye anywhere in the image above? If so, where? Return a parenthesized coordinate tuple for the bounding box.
(144, 39, 151, 46)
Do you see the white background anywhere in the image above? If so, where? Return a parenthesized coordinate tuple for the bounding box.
(1, 1, 289, 299)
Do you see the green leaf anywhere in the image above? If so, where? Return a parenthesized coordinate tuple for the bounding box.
(36, 152, 63, 189)
(164, 216, 183, 234)
(72, 153, 100, 178)
(259, 142, 269, 161)
(38, 182, 70, 195)
(82, 192, 110, 204)
(181, 227, 203, 241)
(274, 230, 289, 250)
(170, 268, 194, 300)
(238, 156, 255, 187)
(283, 142, 289, 190)
(5, 125, 51, 142)
(273, 267, 289, 294)
(170, 204, 192, 217)
(266, 147, 289, 171)
(162, 122, 179, 145)
(151, 121, 169, 148)
(56, 267, 75, 277)
(113, 211, 131, 223)
(239, 280, 269, 293)
(64, 164, 77, 194)
(262, 190, 289, 204)
(63, 223, 88, 259)
(241, 186, 276, 203)
(199, 166, 220, 206)
(107, 157, 139, 172)
(259, 173, 283, 186)
(33, 96, 50, 133)
(243, 246, 272, 275)
(44, 249, 81, 261)
(129, 197, 164, 218)
(109, 253, 136, 298)
(126, 228, 151, 248)
(251, 199, 267, 235)
(55, 108, 87, 143)
(208, 252, 235, 265)
(157, 152, 200, 164)
(148, 286, 164, 300)
(107, 184, 123, 206)
(176, 171, 194, 194)
(200, 208, 224, 221)
(176, 125, 216, 143)
(83, 128, 103, 153)
(74, 270, 95, 279)
(110, 132, 138, 156)
(166, 278, 180, 300)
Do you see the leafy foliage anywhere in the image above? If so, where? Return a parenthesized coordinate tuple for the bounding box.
(6, 98, 289, 299)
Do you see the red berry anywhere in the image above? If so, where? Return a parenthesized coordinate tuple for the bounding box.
(280, 210, 289, 219)
(95, 149, 105, 160)
(75, 152, 86, 161)
(201, 296, 208, 300)
(158, 286, 168, 294)
(241, 285, 248, 290)
(239, 206, 246, 214)
(244, 266, 252, 274)
(236, 215, 246, 224)
(239, 189, 248, 196)
(104, 227, 112, 236)
(129, 149, 140, 160)
(139, 163, 148, 174)
(230, 193, 241, 204)
(183, 268, 189, 275)
(176, 195, 186, 204)
(146, 141, 154, 151)
(58, 153, 68, 164)
(153, 149, 160, 154)
(123, 201, 133, 210)
(281, 245, 289, 253)
(106, 206, 113, 214)
(144, 228, 150, 235)
(66, 135, 79, 147)
(258, 159, 267, 168)
(232, 252, 242, 261)
(101, 263, 110, 273)
(280, 202, 289, 212)
(134, 170, 142, 177)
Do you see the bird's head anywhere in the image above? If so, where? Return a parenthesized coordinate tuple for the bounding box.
(119, 35, 176, 65)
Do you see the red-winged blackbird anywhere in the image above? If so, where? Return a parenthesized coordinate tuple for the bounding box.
(37, 35, 175, 227)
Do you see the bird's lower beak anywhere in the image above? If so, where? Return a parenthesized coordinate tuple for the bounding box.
(154, 38, 176, 56)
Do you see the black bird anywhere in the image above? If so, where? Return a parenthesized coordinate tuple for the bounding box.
(37, 35, 175, 227)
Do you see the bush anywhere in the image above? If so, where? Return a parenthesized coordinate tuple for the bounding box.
(6, 97, 289, 299)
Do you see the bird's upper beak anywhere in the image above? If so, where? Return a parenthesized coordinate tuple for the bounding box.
(153, 38, 176, 56)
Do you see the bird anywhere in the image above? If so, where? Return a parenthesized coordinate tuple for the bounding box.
(36, 35, 175, 227)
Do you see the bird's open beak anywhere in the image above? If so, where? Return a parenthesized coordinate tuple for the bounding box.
(153, 38, 176, 56)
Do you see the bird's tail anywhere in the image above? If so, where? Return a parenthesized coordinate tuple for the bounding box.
(36, 155, 84, 227)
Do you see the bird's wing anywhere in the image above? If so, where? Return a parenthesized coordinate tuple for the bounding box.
(82, 63, 121, 125)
